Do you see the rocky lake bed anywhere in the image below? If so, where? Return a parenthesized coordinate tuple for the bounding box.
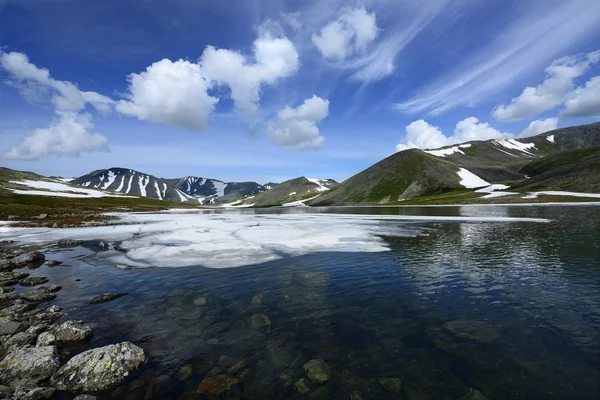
(0, 205, 599, 399)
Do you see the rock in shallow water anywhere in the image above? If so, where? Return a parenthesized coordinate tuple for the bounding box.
(51, 342, 146, 393)
(248, 313, 271, 332)
(51, 321, 92, 343)
(0, 346, 60, 388)
(20, 288, 56, 303)
(90, 292, 128, 304)
(18, 276, 49, 287)
(444, 319, 498, 343)
(379, 377, 403, 393)
(36, 332, 57, 347)
(294, 378, 311, 393)
(303, 359, 331, 383)
(0, 271, 29, 286)
(197, 375, 239, 396)
(17, 387, 56, 400)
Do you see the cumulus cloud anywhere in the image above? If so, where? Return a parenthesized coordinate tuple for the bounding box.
(312, 6, 378, 61)
(396, 117, 512, 151)
(2, 112, 108, 160)
(0, 51, 113, 159)
(493, 51, 600, 121)
(396, 116, 563, 152)
(201, 32, 299, 122)
(117, 31, 299, 131)
(560, 75, 600, 118)
(267, 95, 329, 150)
(116, 59, 218, 131)
(519, 118, 559, 138)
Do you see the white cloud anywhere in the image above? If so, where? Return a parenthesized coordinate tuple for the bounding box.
(0, 51, 114, 160)
(200, 32, 299, 123)
(116, 59, 218, 131)
(2, 112, 108, 160)
(519, 118, 559, 138)
(493, 51, 600, 121)
(312, 6, 378, 61)
(281, 12, 302, 31)
(394, 1, 600, 115)
(561, 75, 600, 118)
(396, 117, 512, 151)
(267, 95, 329, 150)
(396, 120, 449, 151)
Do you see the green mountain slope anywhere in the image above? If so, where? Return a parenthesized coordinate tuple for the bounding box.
(311, 123, 600, 206)
(238, 177, 337, 207)
(513, 146, 600, 193)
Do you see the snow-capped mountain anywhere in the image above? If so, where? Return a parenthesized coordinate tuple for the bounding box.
(70, 168, 272, 204)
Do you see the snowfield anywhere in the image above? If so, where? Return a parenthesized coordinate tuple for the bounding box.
(456, 168, 490, 188)
(7, 180, 134, 198)
(0, 211, 548, 269)
(424, 144, 471, 157)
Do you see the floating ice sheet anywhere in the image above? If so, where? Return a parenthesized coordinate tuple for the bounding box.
(0, 211, 549, 269)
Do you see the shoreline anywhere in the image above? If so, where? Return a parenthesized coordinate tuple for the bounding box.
(0, 246, 146, 399)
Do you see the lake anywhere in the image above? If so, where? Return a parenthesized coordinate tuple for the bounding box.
(4, 204, 600, 399)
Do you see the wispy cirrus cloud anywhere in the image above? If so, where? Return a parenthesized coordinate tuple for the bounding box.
(393, 0, 600, 115)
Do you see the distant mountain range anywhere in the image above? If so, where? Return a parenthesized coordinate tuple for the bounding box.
(236, 177, 338, 207)
(70, 168, 274, 204)
(6, 122, 599, 207)
(311, 122, 600, 205)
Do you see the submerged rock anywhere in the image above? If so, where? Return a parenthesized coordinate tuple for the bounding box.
(0, 346, 60, 387)
(52, 321, 92, 343)
(379, 377, 403, 393)
(294, 378, 311, 393)
(251, 292, 264, 306)
(460, 388, 488, 400)
(90, 292, 128, 304)
(18, 276, 49, 287)
(177, 364, 194, 381)
(0, 259, 15, 271)
(197, 375, 239, 396)
(303, 359, 331, 383)
(444, 319, 498, 343)
(248, 313, 271, 332)
(193, 296, 208, 306)
(51, 342, 146, 393)
(44, 260, 62, 267)
(73, 395, 97, 400)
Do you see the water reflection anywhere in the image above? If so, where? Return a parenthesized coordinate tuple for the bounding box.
(17, 205, 600, 399)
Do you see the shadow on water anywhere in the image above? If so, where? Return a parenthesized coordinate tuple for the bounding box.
(20, 205, 600, 399)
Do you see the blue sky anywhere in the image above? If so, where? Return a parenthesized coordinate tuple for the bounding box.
(1, 0, 599, 184)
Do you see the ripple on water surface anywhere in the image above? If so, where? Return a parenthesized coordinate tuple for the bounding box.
(6, 205, 600, 399)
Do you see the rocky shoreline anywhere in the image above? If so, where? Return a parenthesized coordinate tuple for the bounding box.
(0, 245, 146, 399)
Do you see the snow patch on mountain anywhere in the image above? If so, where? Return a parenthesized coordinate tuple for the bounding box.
(424, 144, 471, 157)
(493, 139, 537, 156)
(457, 168, 490, 188)
(306, 177, 332, 192)
(8, 180, 133, 198)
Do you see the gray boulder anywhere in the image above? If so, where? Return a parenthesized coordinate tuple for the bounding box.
(44, 260, 62, 267)
(3, 331, 37, 349)
(0, 346, 60, 387)
(0, 318, 25, 336)
(0, 271, 29, 286)
(58, 239, 82, 247)
(23, 252, 45, 263)
(20, 288, 56, 303)
(15, 387, 56, 399)
(36, 332, 56, 347)
(52, 321, 92, 343)
(18, 277, 49, 287)
(51, 342, 145, 393)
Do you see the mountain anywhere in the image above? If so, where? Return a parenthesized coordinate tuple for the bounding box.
(513, 146, 600, 193)
(70, 168, 270, 204)
(235, 177, 337, 207)
(311, 123, 600, 206)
